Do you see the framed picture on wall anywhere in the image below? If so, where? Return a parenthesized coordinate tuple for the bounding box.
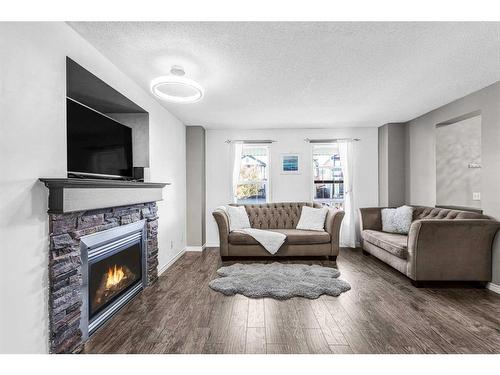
(281, 154, 300, 174)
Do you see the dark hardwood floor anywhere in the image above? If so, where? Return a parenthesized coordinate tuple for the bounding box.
(83, 247, 500, 354)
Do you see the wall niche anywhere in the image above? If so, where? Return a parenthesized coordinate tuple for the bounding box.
(435, 113, 481, 210)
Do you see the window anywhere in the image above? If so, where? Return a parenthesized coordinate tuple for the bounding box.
(235, 145, 269, 204)
(312, 145, 343, 209)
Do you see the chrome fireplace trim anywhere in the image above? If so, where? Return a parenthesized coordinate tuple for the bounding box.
(80, 220, 147, 341)
(88, 282, 143, 334)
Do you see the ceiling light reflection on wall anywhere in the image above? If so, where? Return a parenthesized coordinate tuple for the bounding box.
(150, 65, 204, 103)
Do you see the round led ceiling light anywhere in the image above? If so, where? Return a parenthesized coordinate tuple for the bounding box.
(150, 65, 204, 103)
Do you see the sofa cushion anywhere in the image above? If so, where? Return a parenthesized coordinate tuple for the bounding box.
(362, 229, 408, 259)
(225, 205, 251, 231)
(228, 229, 330, 245)
(273, 229, 330, 244)
(296, 206, 329, 231)
(230, 202, 321, 229)
(381, 205, 413, 234)
(229, 231, 259, 245)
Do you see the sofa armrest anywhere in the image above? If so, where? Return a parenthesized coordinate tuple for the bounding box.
(358, 207, 384, 232)
(407, 219, 500, 281)
(325, 209, 345, 256)
(212, 209, 230, 257)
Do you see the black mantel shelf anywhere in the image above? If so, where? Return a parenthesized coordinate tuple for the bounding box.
(39, 178, 170, 214)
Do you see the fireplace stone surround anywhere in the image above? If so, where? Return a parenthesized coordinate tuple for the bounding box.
(41, 178, 169, 353)
(48, 203, 158, 353)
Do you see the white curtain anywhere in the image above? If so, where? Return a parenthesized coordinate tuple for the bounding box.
(231, 142, 243, 203)
(338, 141, 356, 248)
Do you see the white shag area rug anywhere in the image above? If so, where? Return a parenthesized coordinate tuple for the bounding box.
(209, 262, 351, 300)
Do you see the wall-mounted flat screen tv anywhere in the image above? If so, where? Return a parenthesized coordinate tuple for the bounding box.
(67, 98, 133, 179)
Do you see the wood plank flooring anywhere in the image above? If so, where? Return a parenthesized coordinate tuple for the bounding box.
(83, 247, 500, 354)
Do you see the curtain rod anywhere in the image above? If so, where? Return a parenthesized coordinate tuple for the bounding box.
(225, 139, 277, 144)
(305, 138, 360, 143)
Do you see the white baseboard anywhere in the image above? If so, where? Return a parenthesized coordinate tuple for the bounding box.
(486, 282, 500, 295)
(157, 248, 186, 276)
(185, 243, 206, 252)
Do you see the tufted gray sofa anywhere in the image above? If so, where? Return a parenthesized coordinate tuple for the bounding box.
(213, 202, 344, 259)
(359, 206, 500, 285)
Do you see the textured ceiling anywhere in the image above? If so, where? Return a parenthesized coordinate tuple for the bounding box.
(68, 22, 500, 129)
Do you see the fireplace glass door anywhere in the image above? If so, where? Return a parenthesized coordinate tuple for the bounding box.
(88, 243, 142, 319)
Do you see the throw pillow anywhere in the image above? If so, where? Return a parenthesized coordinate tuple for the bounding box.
(296, 206, 329, 231)
(225, 205, 251, 231)
(381, 205, 413, 234)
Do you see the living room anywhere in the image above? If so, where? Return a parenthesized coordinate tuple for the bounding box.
(1, 1, 500, 373)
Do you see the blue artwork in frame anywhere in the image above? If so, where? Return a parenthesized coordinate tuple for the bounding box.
(281, 154, 300, 174)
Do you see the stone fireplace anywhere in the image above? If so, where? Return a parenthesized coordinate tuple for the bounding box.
(41, 178, 168, 353)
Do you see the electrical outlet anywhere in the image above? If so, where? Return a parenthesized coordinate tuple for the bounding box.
(170, 240, 174, 249)
(472, 192, 481, 201)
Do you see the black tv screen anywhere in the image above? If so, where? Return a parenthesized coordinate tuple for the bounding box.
(67, 98, 133, 178)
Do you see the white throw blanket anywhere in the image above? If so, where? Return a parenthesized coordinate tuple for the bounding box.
(235, 228, 286, 255)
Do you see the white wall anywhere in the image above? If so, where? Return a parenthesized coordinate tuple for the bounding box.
(205, 128, 379, 246)
(107, 113, 150, 168)
(406, 81, 500, 284)
(0, 23, 186, 353)
(436, 115, 481, 208)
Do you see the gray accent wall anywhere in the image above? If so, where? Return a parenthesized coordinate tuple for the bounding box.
(378, 123, 407, 207)
(378, 125, 388, 206)
(405, 81, 500, 284)
(186, 126, 206, 248)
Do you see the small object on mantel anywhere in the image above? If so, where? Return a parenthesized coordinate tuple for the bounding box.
(39, 178, 170, 214)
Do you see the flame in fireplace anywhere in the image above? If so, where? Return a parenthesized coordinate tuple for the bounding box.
(105, 265, 126, 289)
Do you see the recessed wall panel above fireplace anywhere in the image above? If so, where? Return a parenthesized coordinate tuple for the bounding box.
(66, 57, 151, 172)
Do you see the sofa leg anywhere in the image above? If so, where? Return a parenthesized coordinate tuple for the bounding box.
(411, 280, 423, 288)
(328, 256, 337, 262)
(362, 249, 370, 256)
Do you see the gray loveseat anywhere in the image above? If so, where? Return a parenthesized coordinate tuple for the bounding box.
(359, 206, 500, 285)
(213, 202, 344, 259)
